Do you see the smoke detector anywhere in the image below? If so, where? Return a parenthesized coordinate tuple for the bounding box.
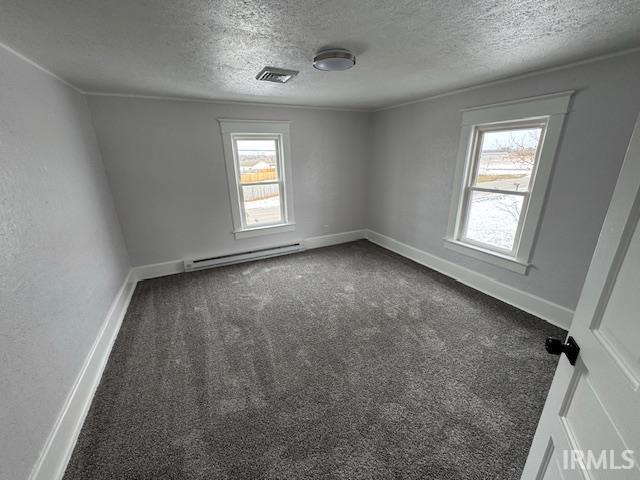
(313, 48, 356, 71)
(255, 67, 299, 83)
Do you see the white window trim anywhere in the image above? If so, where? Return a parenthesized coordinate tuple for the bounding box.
(444, 91, 573, 274)
(219, 119, 295, 239)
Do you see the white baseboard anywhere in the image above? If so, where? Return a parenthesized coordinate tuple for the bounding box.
(302, 229, 367, 250)
(128, 230, 573, 330)
(29, 270, 138, 480)
(132, 230, 368, 282)
(132, 259, 184, 281)
(365, 229, 574, 330)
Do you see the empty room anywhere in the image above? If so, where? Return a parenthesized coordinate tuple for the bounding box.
(2, 1, 640, 479)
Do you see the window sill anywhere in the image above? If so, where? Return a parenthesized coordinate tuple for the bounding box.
(234, 223, 296, 239)
(443, 238, 530, 274)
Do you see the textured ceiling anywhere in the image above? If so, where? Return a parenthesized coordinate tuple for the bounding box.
(1, 0, 640, 109)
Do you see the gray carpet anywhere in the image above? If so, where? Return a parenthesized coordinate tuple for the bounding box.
(64, 240, 564, 479)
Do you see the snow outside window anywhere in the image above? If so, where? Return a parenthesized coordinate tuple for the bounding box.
(445, 92, 572, 274)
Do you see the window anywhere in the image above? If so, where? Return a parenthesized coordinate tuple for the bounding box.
(445, 92, 572, 274)
(461, 123, 544, 252)
(219, 120, 295, 239)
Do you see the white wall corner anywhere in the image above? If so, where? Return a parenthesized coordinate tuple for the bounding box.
(365, 229, 574, 330)
(28, 270, 138, 480)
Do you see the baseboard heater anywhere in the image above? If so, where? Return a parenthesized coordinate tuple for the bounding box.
(184, 243, 304, 272)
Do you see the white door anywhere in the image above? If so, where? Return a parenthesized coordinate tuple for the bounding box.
(521, 115, 640, 480)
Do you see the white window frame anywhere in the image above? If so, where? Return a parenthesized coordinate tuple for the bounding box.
(219, 119, 295, 239)
(445, 91, 573, 274)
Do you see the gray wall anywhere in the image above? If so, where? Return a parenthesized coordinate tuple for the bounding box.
(0, 48, 130, 479)
(87, 97, 370, 266)
(87, 49, 640, 310)
(369, 51, 640, 310)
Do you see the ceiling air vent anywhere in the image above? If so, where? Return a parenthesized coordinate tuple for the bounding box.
(255, 67, 298, 84)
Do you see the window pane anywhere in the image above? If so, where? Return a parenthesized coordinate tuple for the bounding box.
(242, 184, 282, 226)
(236, 139, 279, 184)
(464, 191, 524, 251)
(473, 128, 542, 192)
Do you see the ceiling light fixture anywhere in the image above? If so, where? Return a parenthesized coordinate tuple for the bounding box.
(313, 48, 356, 71)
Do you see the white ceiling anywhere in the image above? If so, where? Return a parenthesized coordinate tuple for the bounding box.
(1, 0, 639, 110)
